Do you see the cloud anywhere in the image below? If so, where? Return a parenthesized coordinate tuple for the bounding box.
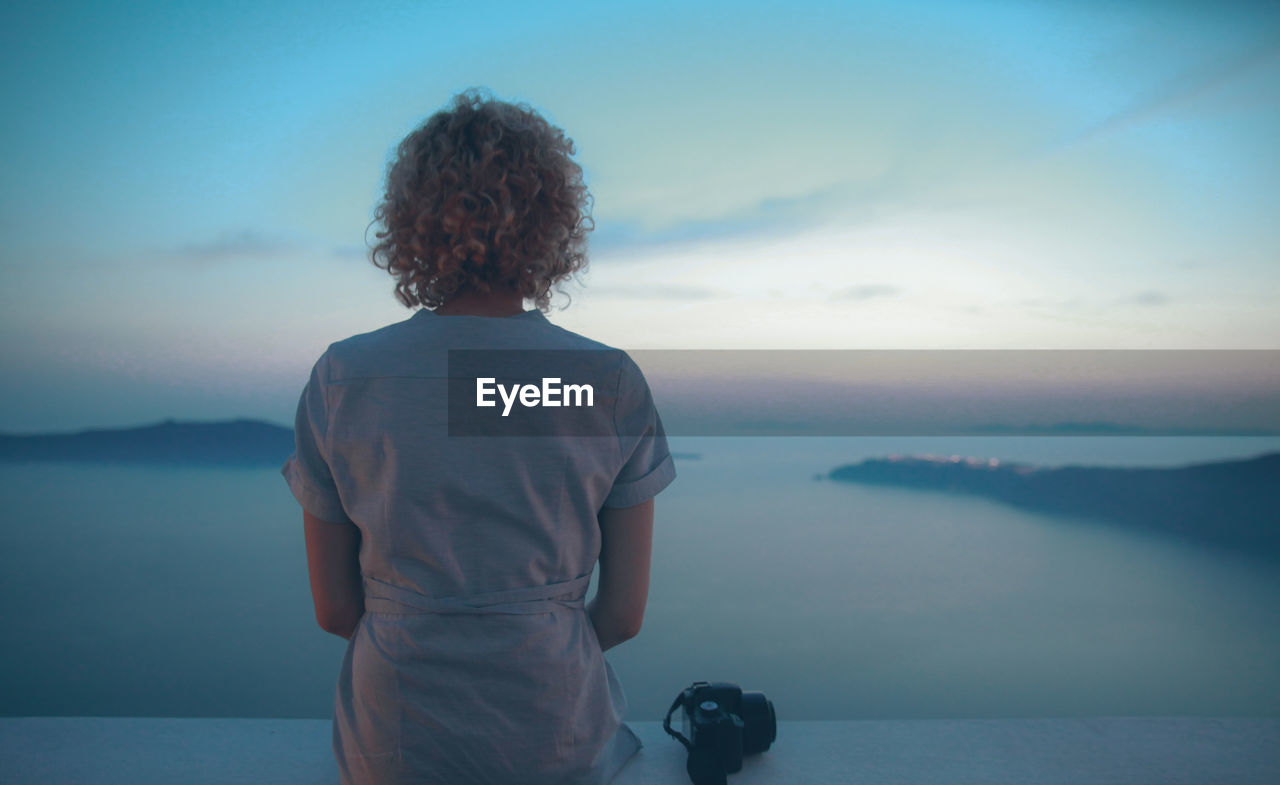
(1129, 290, 1170, 306)
(1042, 33, 1280, 154)
(173, 229, 293, 261)
(579, 284, 718, 301)
(1017, 295, 1094, 311)
(1014, 291, 1174, 319)
(590, 172, 910, 258)
(332, 245, 371, 260)
(831, 283, 902, 301)
(1011, 296, 1101, 326)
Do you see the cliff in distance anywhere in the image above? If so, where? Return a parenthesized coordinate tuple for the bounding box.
(0, 419, 295, 466)
(829, 452, 1280, 560)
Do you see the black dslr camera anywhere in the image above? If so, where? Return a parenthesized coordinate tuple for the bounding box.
(663, 681, 776, 785)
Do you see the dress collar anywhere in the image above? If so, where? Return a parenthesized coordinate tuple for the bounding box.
(413, 307, 547, 322)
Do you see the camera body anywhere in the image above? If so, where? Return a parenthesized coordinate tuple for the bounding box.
(675, 681, 776, 778)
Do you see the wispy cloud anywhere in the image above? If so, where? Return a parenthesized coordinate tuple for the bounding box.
(173, 230, 293, 261)
(1128, 290, 1170, 306)
(830, 283, 902, 301)
(591, 171, 910, 258)
(1017, 296, 1085, 309)
(1043, 33, 1280, 154)
(579, 284, 719, 301)
(332, 245, 371, 260)
(1013, 290, 1176, 321)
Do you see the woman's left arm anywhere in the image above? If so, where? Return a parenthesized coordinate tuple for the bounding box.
(303, 510, 365, 639)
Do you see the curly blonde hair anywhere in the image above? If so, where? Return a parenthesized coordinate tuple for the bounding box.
(369, 88, 594, 311)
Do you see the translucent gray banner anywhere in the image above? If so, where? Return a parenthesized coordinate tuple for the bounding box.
(448, 350, 1280, 436)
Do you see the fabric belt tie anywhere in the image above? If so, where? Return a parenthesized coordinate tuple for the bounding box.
(362, 572, 592, 615)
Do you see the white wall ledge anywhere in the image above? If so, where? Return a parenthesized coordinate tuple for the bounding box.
(3, 716, 1278, 784)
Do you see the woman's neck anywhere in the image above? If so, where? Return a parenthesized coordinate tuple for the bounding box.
(433, 287, 525, 317)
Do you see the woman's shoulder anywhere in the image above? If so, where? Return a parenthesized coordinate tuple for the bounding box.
(533, 316, 619, 352)
(313, 310, 639, 384)
(319, 314, 423, 376)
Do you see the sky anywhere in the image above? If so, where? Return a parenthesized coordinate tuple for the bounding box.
(1, 0, 1279, 431)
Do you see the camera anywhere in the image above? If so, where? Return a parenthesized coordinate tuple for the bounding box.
(663, 681, 776, 785)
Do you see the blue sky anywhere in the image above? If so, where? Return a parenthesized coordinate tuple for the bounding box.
(2, 0, 1278, 430)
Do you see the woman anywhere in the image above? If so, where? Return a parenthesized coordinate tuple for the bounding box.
(281, 88, 676, 784)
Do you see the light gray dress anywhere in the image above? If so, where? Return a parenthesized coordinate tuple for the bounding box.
(281, 307, 676, 785)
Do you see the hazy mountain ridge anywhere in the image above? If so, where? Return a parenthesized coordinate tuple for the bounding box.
(0, 419, 295, 466)
(0, 419, 705, 465)
(829, 452, 1280, 559)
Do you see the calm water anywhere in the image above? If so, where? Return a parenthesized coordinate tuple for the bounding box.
(2, 436, 1279, 720)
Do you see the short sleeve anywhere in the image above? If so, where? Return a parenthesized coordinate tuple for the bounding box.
(603, 354, 677, 509)
(280, 352, 355, 525)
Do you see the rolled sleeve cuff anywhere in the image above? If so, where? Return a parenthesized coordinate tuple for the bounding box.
(281, 455, 355, 525)
(603, 453, 677, 509)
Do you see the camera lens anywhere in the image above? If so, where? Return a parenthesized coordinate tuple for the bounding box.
(738, 691, 776, 755)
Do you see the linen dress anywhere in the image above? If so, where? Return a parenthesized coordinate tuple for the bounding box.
(281, 307, 676, 785)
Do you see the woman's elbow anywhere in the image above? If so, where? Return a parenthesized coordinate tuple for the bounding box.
(316, 609, 361, 639)
(618, 613, 643, 642)
(604, 609, 643, 645)
(589, 600, 644, 650)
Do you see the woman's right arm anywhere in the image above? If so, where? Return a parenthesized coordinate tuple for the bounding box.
(588, 498, 654, 652)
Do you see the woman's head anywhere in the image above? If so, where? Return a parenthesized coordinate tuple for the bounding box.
(369, 88, 594, 311)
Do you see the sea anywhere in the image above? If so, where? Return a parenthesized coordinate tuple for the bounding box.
(2, 436, 1278, 721)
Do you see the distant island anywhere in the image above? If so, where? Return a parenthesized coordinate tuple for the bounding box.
(0, 419, 295, 466)
(829, 452, 1280, 559)
(0, 419, 704, 466)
